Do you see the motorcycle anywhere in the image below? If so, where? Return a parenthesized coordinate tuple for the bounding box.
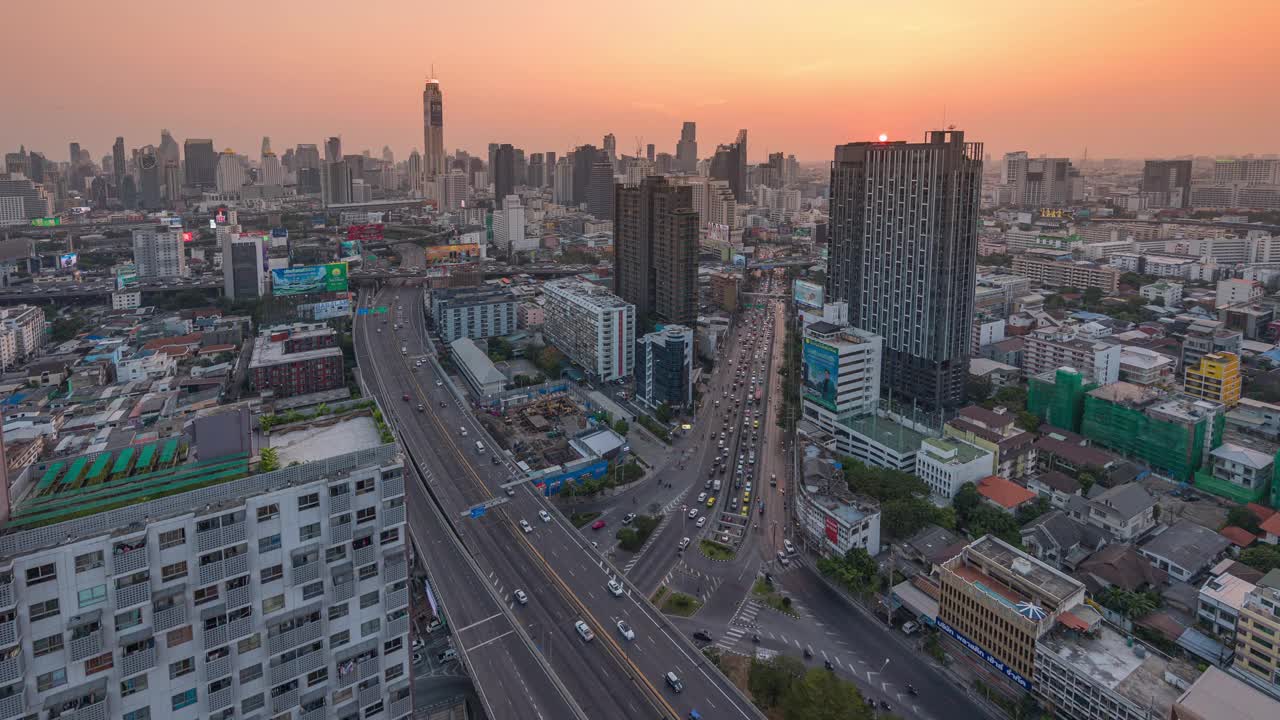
(751, 634, 760, 643)
(803, 647, 812, 659)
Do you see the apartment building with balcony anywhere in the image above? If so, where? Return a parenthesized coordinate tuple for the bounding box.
(0, 442, 411, 720)
(543, 278, 635, 382)
(1184, 352, 1241, 407)
(1023, 326, 1121, 385)
(1011, 254, 1120, 293)
(1233, 569, 1280, 700)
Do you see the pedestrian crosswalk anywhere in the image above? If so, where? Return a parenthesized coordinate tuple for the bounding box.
(621, 513, 671, 574)
(731, 598, 763, 628)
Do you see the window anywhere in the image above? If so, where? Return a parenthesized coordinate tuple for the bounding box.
(302, 582, 324, 601)
(298, 493, 320, 511)
(300, 522, 321, 542)
(386, 662, 405, 681)
(256, 503, 280, 522)
(330, 483, 350, 499)
(161, 561, 188, 583)
(159, 528, 186, 549)
(241, 693, 264, 714)
(209, 678, 232, 694)
(262, 594, 285, 615)
(30, 598, 59, 621)
(194, 584, 219, 606)
(170, 657, 195, 679)
(123, 709, 152, 720)
(359, 563, 379, 581)
(240, 663, 263, 684)
(360, 591, 380, 609)
(172, 688, 198, 711)
(332, 687, 354, 705)
(326, 545, 347, 564)
(331, 629, 351, 647)
(33, 633, 63, 657)
(76, 550, 104, 573)
(260, 564, 283, 584)
(258, 534, 282, 553)
(167, 626, 193, 647)
(384, 636, 403, 654)
(121, 674, 149, 697)
(238, 633, 261, 654)
(307, 667, 328, 686)
(37, 668, 67, 692)
(364, 701, 385, 717)
(361, 618, 381, 637)
(116, 608, 143, 632)
(329, 603, 349, 621)
(356, 478, 375, 495)
(380, 527, 400, 545)
(85, 651, 114, 675)
(26, 563, 56, 586)
(356, 507, 377, 525)
(78, 584, 108, 608)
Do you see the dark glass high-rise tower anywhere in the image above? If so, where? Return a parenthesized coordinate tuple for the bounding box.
(183, 139, 217, 189)
(614, 176, 699, 326)
(492, 144, 515, 202)
(826, 130, 983, 411)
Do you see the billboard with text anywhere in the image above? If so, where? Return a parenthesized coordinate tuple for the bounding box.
(802, 339, 839, 411)
(270, 263, 349, 296)
(793, 280, 824, 309)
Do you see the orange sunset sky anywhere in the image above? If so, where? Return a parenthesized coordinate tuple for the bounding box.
(5, 0, 1279, 163)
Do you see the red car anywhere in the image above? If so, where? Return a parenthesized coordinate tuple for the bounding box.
(591, 519, 606, 530)
(402, 393, 410, 401)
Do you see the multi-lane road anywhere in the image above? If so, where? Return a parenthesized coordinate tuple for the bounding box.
(358, 284, 763, 720)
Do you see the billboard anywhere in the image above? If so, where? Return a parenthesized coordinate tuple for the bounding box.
(802, 339, 839, 411)
(116, 263, 139, 290)
(270, 263, 349, 296)
(298, 299, 352, 321)
(58, 253, 78, 269)
(825, 515, 840, 545)
(793, 280, 824, 309)
(30, 217, 61, 227)
(424, 244, 483, 262)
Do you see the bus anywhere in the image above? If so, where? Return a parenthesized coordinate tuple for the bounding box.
(753, 388, 763, 405)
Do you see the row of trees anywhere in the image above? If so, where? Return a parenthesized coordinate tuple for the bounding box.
(842, 458, 954, 539)
(748, 655, 875, 720)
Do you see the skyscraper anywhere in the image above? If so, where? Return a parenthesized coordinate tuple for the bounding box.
(1000, 151, 1075, 207)
(259, 151, 283, 187)
(528, 153, 545, 188)
(436, 170, 467, 211)
(132, 225, 187, 277)
(603, 134, 617, 169)
(137, 145, 162, 210)
(735, 129, 748, 197)
(407, 150, 423, 197)
(158, 129, 180, 170)
(1141, 160, 1193, 208)
(572, 145, 599, 206)
(710, 142, 744, 202)
(294, 144, 322, 194)
(676, 122, 697, 172)
(423, 76, 445, 182)
(325, 136, 342, 164)
(223, 232, 265, 299)
(827, 130, 982, 411)
(492, 144, 515, 203)
(183, 139, 217, 189)
(545, 152, 557, 188)
(614, 176, 699, 326)
(587, 156, 615, 220)
(112, 136, 126, 190)
(553, 156, 574, 206)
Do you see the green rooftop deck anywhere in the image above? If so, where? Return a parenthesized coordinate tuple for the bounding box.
(136, 444, 157, 471)
(111, 448, 135, 477)
(158, 438, 179, 466)
(86, 452, 112, 484)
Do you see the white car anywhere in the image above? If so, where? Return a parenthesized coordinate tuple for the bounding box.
(687, 508, 698, 519)
(607, 579, 624, 597)
(514, 589, 528, 605)
(678, 537, 691, 550)
(697, 493, 707, 503)
(696, 517, 706, 528)
(436, 380, 443, 387)
(617, 619, 635, 641)
(519, 519, 533, 534)
(538, 510, 551, 523)
(575, 620, 595, 642)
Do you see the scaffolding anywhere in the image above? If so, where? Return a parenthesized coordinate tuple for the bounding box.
(1081, 392, 1222, 482)
(1028, 368, 1095, 433)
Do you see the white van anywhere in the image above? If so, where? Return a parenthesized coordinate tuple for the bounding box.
(459, 427, 468, 437)
(475, 441, 485, 454)
(401, 347, 407, 355)
(784, 539, 796, 555)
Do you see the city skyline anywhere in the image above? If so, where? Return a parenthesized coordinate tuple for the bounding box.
(5, 1, 1279, 162)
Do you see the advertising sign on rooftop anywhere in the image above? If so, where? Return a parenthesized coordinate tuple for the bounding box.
(270, 263, 349, 296)
(801, 339, 839, 411)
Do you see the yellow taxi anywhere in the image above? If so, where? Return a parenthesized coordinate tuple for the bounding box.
(706, 496, 716, 508)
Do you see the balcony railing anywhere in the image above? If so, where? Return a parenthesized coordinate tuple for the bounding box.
(301, 704, 327, 720)
(359, 657, 380, 680)
(331, 521, 352, 544)
(292, 561, 320, 586)
(390, 695, 411, 718)
(204, 623, 228, 650)
(119, 645, 155, 677)
(0, 685, 24, 720)
(197, 518, 246, 553)
(0, 617, 15, 648)
(359, 680, 382, 708)
(153, 601, 187, 632)
(208, 686, 234, 712)
(271, 687, 300, 714)
(384, 504, 406, 527)
(115, 581, 150, 609)
(111, 545, 148, 576)
(268, 620, 322, 656)
(386, 614, 408, 639)
(330, 491, 352, 514)
(199, 560, 225, 586)
(206, 653, 232, 680)
(69, 628, 102, 662)
(0, 654, 20, 685)
(225, 584, 252, 610)
(0, 577, 11, 609)
(382, 475, 404, 499)
(332, 578, 354, 603)
(384, 554, 408, 583)
(353, 542, 375, 568)
(227, 614, 253, 643)
(385, 587, 408, 611)
(270, 645, 326, 686)
(224, 551, 249, 578)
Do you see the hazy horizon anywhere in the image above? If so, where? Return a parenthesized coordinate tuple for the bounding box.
(5, 0, 1278, 164)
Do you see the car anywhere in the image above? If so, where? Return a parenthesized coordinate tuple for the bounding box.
(616, 619, 635, 640)
(435, 380, 444, 387)
(412, 651, 423, 665)
(696, 516, 706, 528)
(687, 508, 699, 519)
(402, 393, 410, 401)
(901, 621, 920, 636)
(519, 519, 533, 533)
(437, 648, 457, 663)
(574, 620, 595, 642)
(538, 510, 551, 523)
(697, 493, 707, 503)
(784, 539, 796, 555)
(459, 426, 468, 437)
(706, 496, 715, 508)
(591, 518, 606, 530)
(692, 630, 713, 642)
(664, 671, 684, 693)
(417, 404, 424, 412)
(505, 486, 516, 496)
(607, 579, 624, 596)
(514, 589, 528, 605)
(678, 537, 691, 550)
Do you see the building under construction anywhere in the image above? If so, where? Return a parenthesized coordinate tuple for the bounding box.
(1080, 382, 1223, 482)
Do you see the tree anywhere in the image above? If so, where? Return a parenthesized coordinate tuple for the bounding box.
(1082, 287, 1103, 307)
(965, 376, 992, 403)
(1226, 506, 1262, 534)
(613, 419, 629, 435)
(51, 316, 85, 342)
(780, 668, 872, 720)
(259, 447, 280, 472)
(994, 385, 1028, 409)
(1015, 410, 1041, 432)
(748, 655, 806, 709)
(1015, 498, 1051, 526)
(1241, 544, 1280, 574)
(1077, 471, 1098, 494)
(817, 547, 879, 595)
(535, 346, 565, 376)
(655, 403, 674, 424)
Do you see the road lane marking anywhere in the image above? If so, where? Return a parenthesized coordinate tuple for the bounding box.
(466, 629, 515, 651)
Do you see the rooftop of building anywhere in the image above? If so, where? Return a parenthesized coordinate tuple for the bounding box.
(1140, 520, 1232, 571)
(950, 535, 1085, 610)
(1090, 483, 1157, 522)
(920, 437, 990, 465)
(248, 329, 341, 369)
(545, 278, 632, 309)
(1173, 666, 1280, 720)
(449, 338, 506, 387)
(977, 475, 1037, 509)
(838, 413, 928, 455)
(431, 284, 518, 307)
(1211, 442, 1274, 469)
(1037, 623, 1197, 717)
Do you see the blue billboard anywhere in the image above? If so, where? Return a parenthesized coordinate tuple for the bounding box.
(533, 458, 608, 496)
(936, 619, 1031, 691)
(802, 339, 839, 411)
